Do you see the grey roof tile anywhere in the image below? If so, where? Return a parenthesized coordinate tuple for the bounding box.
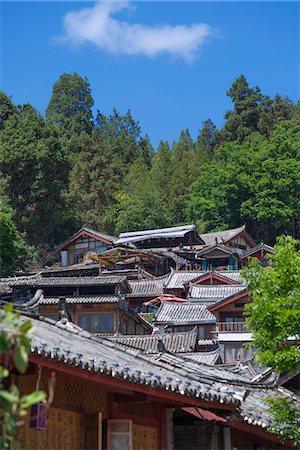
(200, 225, 247, 246)
(3, 310, 298, 432)
(116, 225, 202, 245)
(165, 270, 243, 289)
(217, 271, 242, 283)
(39, 295, 119, 305)
(240, 243, 275, 259)
(188, 284, 246, 301)
(175, 349, 220, 365)
(128, 276, 168, 297)
(155, 302, 216, 325)
(9, 275, 127, 288)
(106, 328, 198, 354)
(164, 270, 206, 289)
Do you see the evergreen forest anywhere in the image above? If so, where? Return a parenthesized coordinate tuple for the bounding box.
(1, 73, 300, 273)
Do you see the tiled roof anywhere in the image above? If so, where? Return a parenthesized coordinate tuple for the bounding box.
(198, 339, 217, 346)
(164, 270, 206, 289)
(59, 227, 117, 248)
(128, 276, 168, 297)
(208, 288, 249, 310)
(39, 295, 119, 305)
(200, 225, 247, 246)
(217, 271, 243, 283)
(11, 313, 246, 405)
(178, 349, 220, 365)
(196, 244, 238, 257)
(0, 279, 13, 295)
(3, 311, 299, 432)
(188, 284, 246, 301)
(116, 225, 204, 245)
(8, 275, 128, 288)
(165, 270, 244, 290)
(154, 353, 300, 430)
(82, 227, 117, 243)
(106, 328, 198, 354)
(240, 243, 275, 259)
(41, 263, 101, 276)
(155, 302, 216, 325)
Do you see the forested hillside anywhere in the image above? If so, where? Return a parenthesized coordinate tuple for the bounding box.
(0, 73, 299, 271)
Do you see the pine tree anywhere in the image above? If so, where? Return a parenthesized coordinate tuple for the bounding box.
(0, 104, 69, 248)
(221, 75, 264, 142)
(46, 73, 94, 137)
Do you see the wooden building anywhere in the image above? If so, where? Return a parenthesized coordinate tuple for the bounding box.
(126, 275, 168, 312)
(4, 310, 297, 450)
(9, 274, 152, 336)
(57, 227, 117, 266)
(209, 289, 253, 364)
(164, 270, 243, 298)
(200, 225, 257, 254)
(116, 225, 205, 249)
(154, 301, 216, 344)
(195, 244, 240, 271)
(240, 243, 275, 266)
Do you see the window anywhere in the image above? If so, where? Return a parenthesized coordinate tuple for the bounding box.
(72, 252, 85, 264)
(78, 313, 114, 334)
(107, 420, 132, 450)
(223, 316, 244, 331)
(224, 344, 253, 363)
(198, 326, 205, 340)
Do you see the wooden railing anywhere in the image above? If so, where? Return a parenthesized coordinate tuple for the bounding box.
(216, 322, 246, 332)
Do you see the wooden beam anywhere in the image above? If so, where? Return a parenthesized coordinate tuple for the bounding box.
(229, 419, 294, 447)
(114, 393, 149, 403)
(28, 355, 235, 411)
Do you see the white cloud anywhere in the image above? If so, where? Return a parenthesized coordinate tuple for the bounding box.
(59, 1, 214, 62)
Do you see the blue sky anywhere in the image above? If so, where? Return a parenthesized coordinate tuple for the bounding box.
(1, 1, 299, 147)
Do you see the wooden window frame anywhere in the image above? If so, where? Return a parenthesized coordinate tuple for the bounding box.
(107, 419, 132, 450)
(224, 343, 253, 363)
(77, 311, 115, 334)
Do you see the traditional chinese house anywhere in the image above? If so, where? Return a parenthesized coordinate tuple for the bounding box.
(90, 246, 174, 275)
(194, 244, 241, 271)
(9, 274, 152, 336)
(57, 227, 117, 266)
(126, 275, 168, 312)
(240, 243, 275, 266)
(3, 309, 298, 450)
(187, 284, 246, 304)
(154, 301, 216, 343)
(209, 289, 253, 364)
(164, 270, 243, 298)
(115, 224, 205, 249)
(200, 225, 257, 254)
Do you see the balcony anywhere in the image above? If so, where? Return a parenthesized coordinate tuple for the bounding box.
(216, 322, 246, 332)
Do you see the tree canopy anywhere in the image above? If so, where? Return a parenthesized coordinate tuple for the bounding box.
(46, 73, 94, 137)
(243, 235, 300, 445)
(0, 73, 299, 263)
(0, 198, 34, 276)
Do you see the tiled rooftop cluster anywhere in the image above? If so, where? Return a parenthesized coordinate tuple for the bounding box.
(106, 327, 198, 354)
(39, 295, 120, 305)
(9, 275, 128, 287)
(5, 310, 297, 432)
(155, 302, 216, 325)
(188, 284, 246, 301)
(128, 275, 167, 297)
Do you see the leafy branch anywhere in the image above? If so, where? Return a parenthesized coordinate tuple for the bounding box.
(0, 304, 46, 450)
